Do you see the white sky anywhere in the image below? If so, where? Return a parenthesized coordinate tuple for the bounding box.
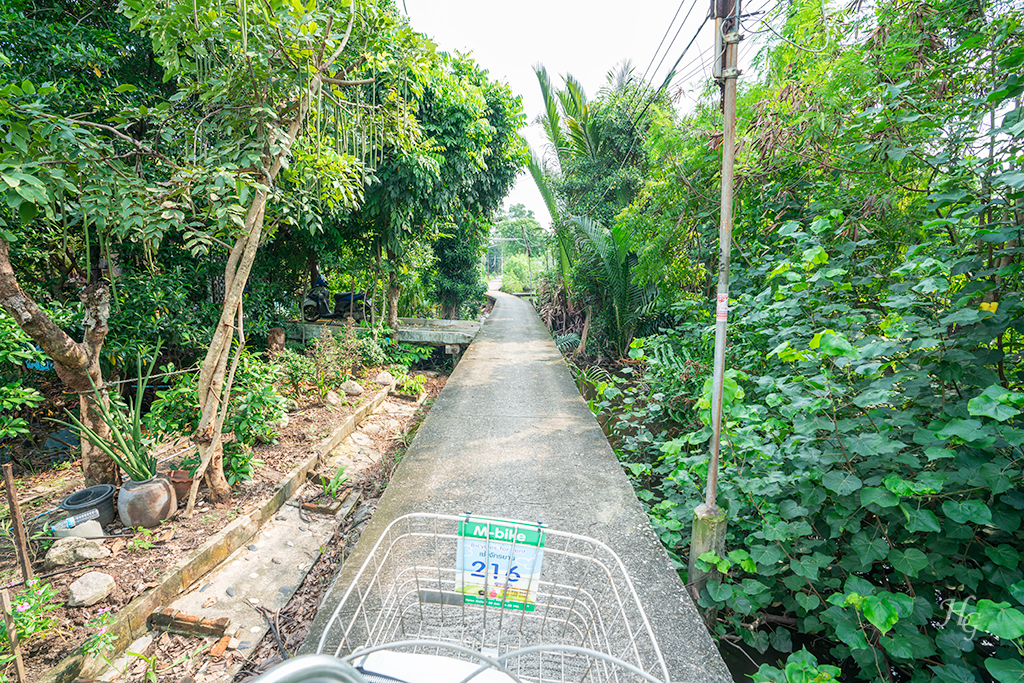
(402, 0, 727, 228)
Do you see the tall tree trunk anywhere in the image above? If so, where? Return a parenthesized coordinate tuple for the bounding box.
(186, 66, 325, 512)
(386, 248, 400, 331)
(0, 241, 117, 485)
(387, 271, 401, 331)
(183, 10, 361, 514)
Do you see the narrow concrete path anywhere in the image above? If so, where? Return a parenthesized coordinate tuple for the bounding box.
(303, 292, 731, 682)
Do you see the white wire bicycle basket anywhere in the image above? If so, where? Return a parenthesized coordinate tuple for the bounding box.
(306, 513, 671, 683)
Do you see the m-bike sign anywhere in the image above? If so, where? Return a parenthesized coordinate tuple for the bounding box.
(456, 516, 546, 611)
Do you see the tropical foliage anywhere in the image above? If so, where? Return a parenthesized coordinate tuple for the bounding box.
(537, 0, 1024, 681)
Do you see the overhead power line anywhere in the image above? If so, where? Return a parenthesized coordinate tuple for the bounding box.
(624, 0, 702, 117)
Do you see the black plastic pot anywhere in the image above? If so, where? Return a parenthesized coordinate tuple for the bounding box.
(59, 484, 116, 527)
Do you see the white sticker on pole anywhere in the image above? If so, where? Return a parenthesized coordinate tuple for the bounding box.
(716, 293, 728, 322)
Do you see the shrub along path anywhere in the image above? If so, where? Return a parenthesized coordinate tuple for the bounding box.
(301, 289, 732, 683)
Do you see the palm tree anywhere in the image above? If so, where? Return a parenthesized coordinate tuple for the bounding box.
(528, 62, 658, 358)
(571, 216, 657, 357)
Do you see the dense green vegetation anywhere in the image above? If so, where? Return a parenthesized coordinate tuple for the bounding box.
(0, 0, 525, 496)
(2, 0, 1023, 679)
(530, 0, 1024, 681)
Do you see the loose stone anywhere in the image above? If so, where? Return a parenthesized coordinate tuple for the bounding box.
(226, 588, 236, 597)
(67, 571, 115, 607)
(272, 558, 282, 565)
(248, 545, 258, 551)
(341, 380, 364, 396)
(43, 538, 110, 570)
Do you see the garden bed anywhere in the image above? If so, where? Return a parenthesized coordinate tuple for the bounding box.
(35, 374, 446, 683)
(0, 371, 389, 683)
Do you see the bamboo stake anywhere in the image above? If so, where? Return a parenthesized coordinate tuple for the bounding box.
(3, 465, 32, 583)
(1, 589, 26, 683)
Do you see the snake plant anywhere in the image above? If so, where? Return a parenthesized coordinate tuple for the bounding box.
(59, 343, 162, 482)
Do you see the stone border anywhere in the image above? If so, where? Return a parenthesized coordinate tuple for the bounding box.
(40, 382, 393, 683)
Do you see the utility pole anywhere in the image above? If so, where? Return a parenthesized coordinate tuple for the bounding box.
(688, 0, 740, 615)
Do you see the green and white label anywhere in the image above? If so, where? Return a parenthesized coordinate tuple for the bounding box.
(456, 516, 546, 611)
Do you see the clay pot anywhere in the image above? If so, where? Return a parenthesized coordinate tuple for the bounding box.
(167, 470, 194, 503)
(117, 475, 176, 528)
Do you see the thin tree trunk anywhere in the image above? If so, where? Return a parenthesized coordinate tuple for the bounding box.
(186, 55, 330, 512)
(0, 241, 117, 485)
(574, 309, 590, 360)
(387, 273, 401, 331)
(385, 248, 401, 331)
(183, 11, 361, 514)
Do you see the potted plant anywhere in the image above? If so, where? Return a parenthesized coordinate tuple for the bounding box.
(61, 344, 176, 528)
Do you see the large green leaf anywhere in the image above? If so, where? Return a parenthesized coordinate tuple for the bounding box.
(822, 470, 862, 495)
(942, 499, 992, 525)
(987, 659, 1024, 683)
(890, 548, 929, 577)
(936, 418, 988, 442)
(861, 487, 899, 508)
(862, 595, 899, 634)
(986, 545, 1022, 569)
(968, 600, 1024, 639)
(969, 385, 1023, 422)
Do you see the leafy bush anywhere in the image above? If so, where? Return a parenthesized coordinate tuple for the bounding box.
(0, 311, 45, 439)
(105, 268, 213, 371)
(502, 253, 540, 291)
(223, 442, 263, 485)
(306, 327, 360, 397)
(394, 371, 427, 397)
(147, 347, 286, 448)
(145, 365, 199, 437)
(277, 348, 316, 395)
(601, 215, 1024, 683)
(500, 270, 524, 293)
(384, 342, 434, 367)
(359, 336, 387, 367)
(0, 579, 60, 657)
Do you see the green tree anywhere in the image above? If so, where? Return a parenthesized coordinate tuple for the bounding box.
(123, 0, 421, 506)
(0, 0, 177, 484)
(343, 51, 525, 329)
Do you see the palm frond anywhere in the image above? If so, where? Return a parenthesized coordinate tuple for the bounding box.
(527, 149, 559, 221)
(533, 64, 568, 162)
(554, 333, 581, 354)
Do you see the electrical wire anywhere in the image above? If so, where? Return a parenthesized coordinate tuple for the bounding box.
(632, 12, 712, 125)
(579, 12, 713, 218)
(626, 0, 692, 113)
(622, 0, 705, 123)
(644, 0, 704, 97)
(759, 22, 830, 52)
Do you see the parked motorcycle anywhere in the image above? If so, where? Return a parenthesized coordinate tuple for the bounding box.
(302, 281, 369, 322)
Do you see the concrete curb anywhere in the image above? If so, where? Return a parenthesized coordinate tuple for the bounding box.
(41, 383, 392, 683)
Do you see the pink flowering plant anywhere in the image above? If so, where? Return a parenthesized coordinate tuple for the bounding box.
(81, 608, 117, 658)
(0, 579, 60, 653)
